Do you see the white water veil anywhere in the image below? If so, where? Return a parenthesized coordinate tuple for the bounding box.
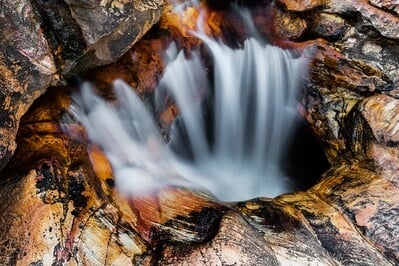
(70, 7, 307, 201)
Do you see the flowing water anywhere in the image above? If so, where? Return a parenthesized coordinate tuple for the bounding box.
(70, 10, 307, 202)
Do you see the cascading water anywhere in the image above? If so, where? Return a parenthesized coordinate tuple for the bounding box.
(70, 10, 307, 202)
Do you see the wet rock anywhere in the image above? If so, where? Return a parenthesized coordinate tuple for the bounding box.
(343, 95, 399, 178)
(63, 0, 163, 72)
(0, 87, 223, 264)
(272, 7, 308, 40)
(276, 0, 326, 12)
(327, 0, 399, 40)
(1, 0, 399, 264)
(369, 0, 399, 16)
(0, 0, 162, 171)
(0, 1, 57, 173)
(307, 12, 350, 42)
(312, 164, 399, 263)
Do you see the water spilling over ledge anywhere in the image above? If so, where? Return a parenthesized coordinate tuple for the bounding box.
(2, 0, 399, 263)
(71, 30, 307, 201)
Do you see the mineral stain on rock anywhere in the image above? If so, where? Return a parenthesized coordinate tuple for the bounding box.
(36, 163, 88, 216)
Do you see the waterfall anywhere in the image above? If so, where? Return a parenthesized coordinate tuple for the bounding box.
(70, 13, 307, 202)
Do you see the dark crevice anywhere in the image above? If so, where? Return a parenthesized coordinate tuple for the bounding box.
(281, 117, 331, 191)
(29, 0, 86, 73)
(147, 206, 227, 265)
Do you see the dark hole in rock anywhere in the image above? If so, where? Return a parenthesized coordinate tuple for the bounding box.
(281, 118, 330, 191)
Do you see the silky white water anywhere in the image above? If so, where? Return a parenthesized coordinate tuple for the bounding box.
(70, 19, 307, 201)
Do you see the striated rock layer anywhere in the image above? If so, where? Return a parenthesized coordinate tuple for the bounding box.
(1, 0, 399, 264)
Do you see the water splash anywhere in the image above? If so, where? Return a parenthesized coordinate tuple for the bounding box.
(70, 17, 307, 202)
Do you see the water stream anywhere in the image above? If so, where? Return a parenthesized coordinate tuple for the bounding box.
(70, 10, 307, 201)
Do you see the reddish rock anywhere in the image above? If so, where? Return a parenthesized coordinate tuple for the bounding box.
(276, 0, 327, 12)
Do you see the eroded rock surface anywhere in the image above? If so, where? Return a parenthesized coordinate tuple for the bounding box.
(1, 0, 399, 264)
(0, 0, 162, 171)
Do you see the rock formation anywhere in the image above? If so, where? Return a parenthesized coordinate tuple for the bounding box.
(0, 0, 399, 264)
(0, 0, 162, 171)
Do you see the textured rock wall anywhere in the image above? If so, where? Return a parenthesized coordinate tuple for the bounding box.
(0, 0, 162, 171)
